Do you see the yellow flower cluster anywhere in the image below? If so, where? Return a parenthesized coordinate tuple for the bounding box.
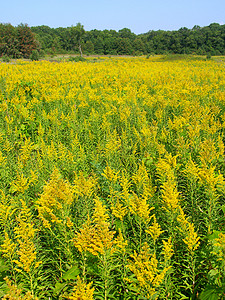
(2, 277, 36, 300)
(0, 56, 224, 298)
(36, 168, 74, 228)
(13, 200, 42, 273)
(127, 242, 171, 299)
(74, 197, 115, 256)
(67, 276, 94, 300)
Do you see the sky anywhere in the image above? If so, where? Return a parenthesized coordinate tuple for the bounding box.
(1, 0, 225, 34)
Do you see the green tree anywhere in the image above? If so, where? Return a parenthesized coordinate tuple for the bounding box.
(70, 23, 85, 56)
(17, 23, 38, 58)
(0, 23, 18, 58)
(83, 40, 94, 54)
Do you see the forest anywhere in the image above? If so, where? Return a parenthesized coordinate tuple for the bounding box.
(0, 22, 225, 58)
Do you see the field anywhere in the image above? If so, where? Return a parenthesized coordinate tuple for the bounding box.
(0, 56, 225, 299)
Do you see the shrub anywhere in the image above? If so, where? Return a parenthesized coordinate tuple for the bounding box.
(68, 56, 86, 62)
(1, 55, 10, 62)
(30, 50, 39, 61)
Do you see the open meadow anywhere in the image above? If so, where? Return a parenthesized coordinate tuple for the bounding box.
(0, 56, 225, 299)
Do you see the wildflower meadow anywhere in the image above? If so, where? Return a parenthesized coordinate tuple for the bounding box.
(0, 56, 225, 299)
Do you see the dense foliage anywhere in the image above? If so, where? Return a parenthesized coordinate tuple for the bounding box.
(1, 22, 225, 58)
(0, 57, 225, 299)
(30, 23, 225, 55)
(0, 23, 38, 58)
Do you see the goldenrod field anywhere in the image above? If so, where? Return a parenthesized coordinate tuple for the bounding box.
(0, 57, 225, 299)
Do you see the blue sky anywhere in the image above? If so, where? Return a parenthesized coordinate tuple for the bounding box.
(1, 0, 225, 34)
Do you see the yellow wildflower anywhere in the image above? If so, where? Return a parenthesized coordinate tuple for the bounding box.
(73, 171, 97, 199)
(111, 198, 127, 221)
(10, 172, 29, 194)
(13, 200, 41, 273)
(74, 198, 114, 256)
(1, 231, 16, 260)
(102, 164, 120, 184)
(161, 180, 180, 211)
(2, 277, 37, 300)
(183, 222, 200, 253)
(113, 229, 128, 253)
(67, 276, 94, 300)
(36, 168, 73, 228)
(146, 215, 164, 244)
(128, 242, 170, 298)
(162, 237, 174, 263)
(128, 192, 153, 222)
(212, 232, 225, 262)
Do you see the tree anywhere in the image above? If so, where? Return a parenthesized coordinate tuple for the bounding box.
(118, 28, 135, 40)
(83, 40, 94, 54)
(17, 23, 38, 58)
(0, 23, 18, 57)
(70, 23, 85, 56)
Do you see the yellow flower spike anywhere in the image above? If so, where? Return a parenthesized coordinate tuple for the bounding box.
(0, 190, 16, 227)
(132, 162, 149, 187)
(74, 171, 98, 198)
(183, 222, 200, 253)
(212, 232, 225, 262)
(1, 231, 16, 259)
(128, 242, 169, 298)
(74, 198, 115, 256)
(120, 172, 131, 202)
(111, 197, 127, 221)
(128, 192, 154, 222)
(157, 156, 176, 183)
(11, 172, 30, 194)
(66, 216, 74, 228)
(13, 200, 42, 274)
(2, 277, 37, 300)
(198, 165, 224, 192)
(146, 215, 164, 244)
(29, 170, 39, 185)
(0, 151, 6, 166)
(177, 206, 189, 231)
(183, 159, 200, 180)
(102, 164, 120, 184)
(36, 168, 74, 228)
(161, 180, 180, 211)
(162, 237, 174, 263)
(18, 138, 34, 167)
(113, 228, 128, 254)
(67, 276, 94, 300)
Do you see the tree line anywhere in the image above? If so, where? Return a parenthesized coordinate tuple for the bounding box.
(1, 22, 225, 58)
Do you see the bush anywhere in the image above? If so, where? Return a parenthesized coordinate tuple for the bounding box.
(30, 50, 39, 61)
(206, 53, 211, 60)
(1, 55, 10, 62)
(68, 56, 86, 62)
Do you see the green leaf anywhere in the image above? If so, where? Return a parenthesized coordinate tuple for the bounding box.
(221, 205, 225, 215)
(0, 283, 8, 298)
(53, 282, 67, 296)
(20, 124, 26, 131)
(208, 269, 219, 278)
(200, 285, 222, 300)
(208, 230, 221, 241)
(53, 264, 80, 296)
(62, 264, 80, 280)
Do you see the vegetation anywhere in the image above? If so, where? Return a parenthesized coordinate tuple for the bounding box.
(0, 23, 38, 59)
(30, 23, 225, 56)
(1, 22, 225, 58)
(0, 57, 225, 299)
